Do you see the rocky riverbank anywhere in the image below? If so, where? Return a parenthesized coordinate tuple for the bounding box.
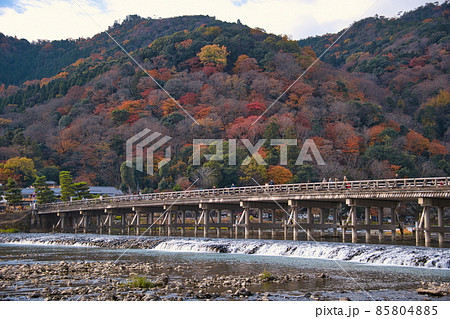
(0, 260, 334, 301)
(1, 259, 447, 301)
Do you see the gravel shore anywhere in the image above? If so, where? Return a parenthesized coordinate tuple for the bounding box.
(0, 261, 328, 301)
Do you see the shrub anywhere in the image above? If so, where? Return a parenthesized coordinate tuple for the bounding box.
(0, 228, 20, 233)
(259, 270, 275, 281)
(128, 276, 156, 289)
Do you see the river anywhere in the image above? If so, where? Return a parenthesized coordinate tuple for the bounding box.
(0, 233, 449, 301)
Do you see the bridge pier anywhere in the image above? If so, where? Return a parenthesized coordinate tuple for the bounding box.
(107, 210, 113, 235)
(319, 208, 325, 238)
(244, 208, 250, 239)
(96, 215, 101, 234)
(292, 207, 298, 241)
(438, 207, 444, 246)
(194, 211, 199, 237)
(423, 206, 431, 246)
(258, 209, 263, 239)
(136, 211, 141, 236)
(351, 206, 357, 243)
(82, 211, 89, 234)
(378, 208, 384, 242)
(271, 210, 276, 239)
(306, 207, 312, 241)
(332, 208, 338, 237)
(120, 213, 125, 235)
(167, 211, 172, 237)
(391, 207, 396, 242)
(60, 213, 68, 233)
(216, 211, 221, 238)
(203, 209, 209, 238)
(229, 210, 234, 238)
(180, 211, 186, 237)
(418, 198, 450, 246)
(365, 207, 371, 242)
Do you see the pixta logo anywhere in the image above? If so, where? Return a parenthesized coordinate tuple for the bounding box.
(193, 139, 325, 166)
(126, 129, 325, 176)
(126, 129, 172, 176)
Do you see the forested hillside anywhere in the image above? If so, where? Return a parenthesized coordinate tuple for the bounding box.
(0, 2, 448, 194)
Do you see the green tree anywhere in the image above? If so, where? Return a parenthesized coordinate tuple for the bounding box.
(5, 178, 22, 206)
(158, 178, 170, 191)
(239, 159, 267, 185)
(33, 176, 56, 204)
(292, 164, 318, 183)
(73, 182, 92, 200)
(59, 171, 75, 201)
(38, 166, 60, 183)
(120, 162, 136, 193)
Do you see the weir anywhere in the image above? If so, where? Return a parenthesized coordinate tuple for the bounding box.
(34, 177, 450, 246)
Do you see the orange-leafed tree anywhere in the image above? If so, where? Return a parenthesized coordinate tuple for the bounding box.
(429, 140, 447, 156)
(405, 131, 429, 155)
(267, 165, 293, 184)
(233, 54, 260, 74)
(161, 98, 178, 116)
(343, 135, 361, 156)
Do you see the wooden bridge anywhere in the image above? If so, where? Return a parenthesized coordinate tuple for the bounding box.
(33, 177, 450, 246)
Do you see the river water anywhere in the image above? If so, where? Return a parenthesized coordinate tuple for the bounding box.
(0, 233, 449, 300)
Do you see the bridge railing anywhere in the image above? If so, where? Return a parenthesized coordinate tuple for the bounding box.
(37, 176, 450, 211)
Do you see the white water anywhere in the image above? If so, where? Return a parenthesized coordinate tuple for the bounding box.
(154, 238, 450, 269)
(1, 233, 449, 269)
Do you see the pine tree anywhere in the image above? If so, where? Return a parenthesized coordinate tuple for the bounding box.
(33, 176, 55, 204)
(73, 182, 91, 200)
(5, 178, 22, 207)
(59, 171, 75, 201)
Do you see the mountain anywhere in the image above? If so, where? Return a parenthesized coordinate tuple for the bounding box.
(0, 3, 448, 194)
(0, 15, 236, 86)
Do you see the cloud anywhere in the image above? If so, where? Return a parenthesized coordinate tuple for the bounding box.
(0, 0, 437, 41)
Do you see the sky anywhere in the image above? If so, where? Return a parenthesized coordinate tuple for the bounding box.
(0, 0, 440, 41)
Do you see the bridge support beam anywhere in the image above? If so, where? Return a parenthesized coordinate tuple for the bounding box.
(319, 208, 325, 237)
(216, 211, 221, 238)
(378, 208, 384, 242)
(229, 210, 234, 238)
(438, 207, 444, 246)
(258, 209, 263, 239)
(306, 207, 312, 241)
(203, 209, 209, 238)
(423, 206, 431, 246)
(391, 207, 396, 242)
(350, 206, 357, 243)
(60, 213, 67, 233)
(418, 198, 450, 247)
(333, 209, 338, 237)
(107, 210, 113, 235)
(149, 212, 154, 236)
(365, 207, 371, 242)
(244, 208, 250, 239)
(271, 210, 276, 239)
(83, 211, 89, 234)
(136, 211, 141, 236)
(167, 211, 173, 237)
